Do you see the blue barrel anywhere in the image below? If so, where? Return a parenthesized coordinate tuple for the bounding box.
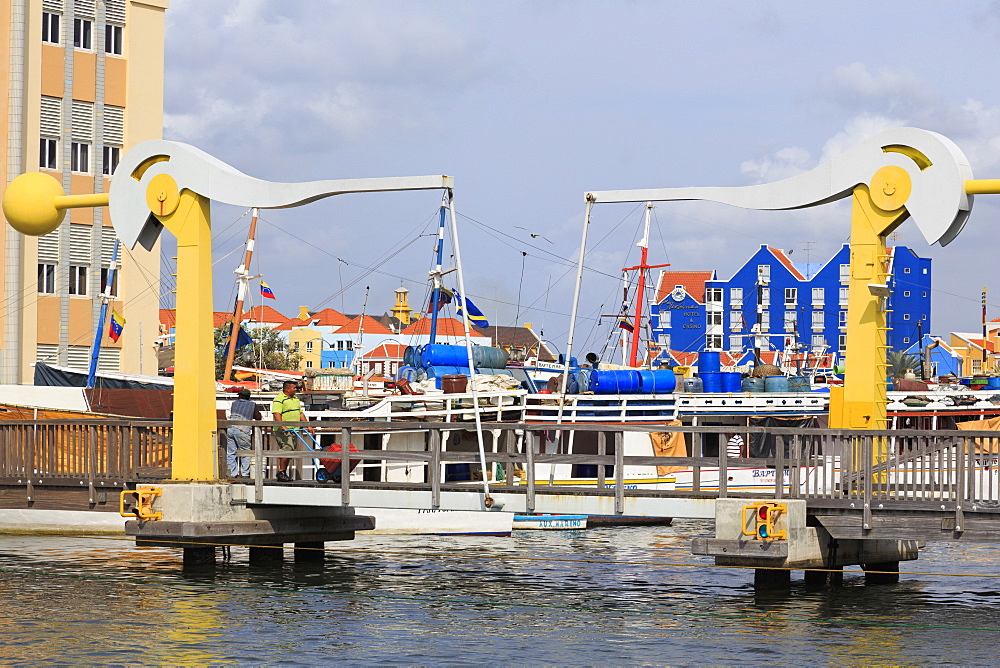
(576, 368, 593, 393)
(742, 377, 765, 392)
(590, 370, 641, 394)
(683, 376, 704, 392)
(720, 371, 742, 393)
(700, 372, 722, 393)
(765, 375, 789, 392)
(787, 376, 810, 392)
(402, 346, 416, 367)
(637, 370, 677, 394)
(472, 346, 509, 369)
(699, 350, 721, 374)
(988, 377, 1000, 390)
(396, 366, 419, 382)
(423, 365, 465, 379)
(420, 344, 470, 368)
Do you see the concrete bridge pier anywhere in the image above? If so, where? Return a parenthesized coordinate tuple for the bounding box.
(125, 482, 373, 565)
(692, 499, 920, 590)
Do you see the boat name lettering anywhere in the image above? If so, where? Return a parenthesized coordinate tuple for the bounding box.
(604, 484, 638, 489)
(417, 509, 452, 513)
(751, 469, 790, 478)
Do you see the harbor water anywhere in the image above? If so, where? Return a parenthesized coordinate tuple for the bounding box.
(2, 524, 1000, 664)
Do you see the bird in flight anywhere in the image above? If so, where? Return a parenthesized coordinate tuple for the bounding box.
(514, 226, 553, 243)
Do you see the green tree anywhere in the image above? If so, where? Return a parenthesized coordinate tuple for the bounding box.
(887, 350, 920, 378)
(215, 324, 301, 379)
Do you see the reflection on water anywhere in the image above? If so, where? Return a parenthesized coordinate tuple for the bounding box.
(0, 523, 999, 664)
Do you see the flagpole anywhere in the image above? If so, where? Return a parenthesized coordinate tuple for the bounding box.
(87, 239, 120, 388)
(224, 208, 259, 382)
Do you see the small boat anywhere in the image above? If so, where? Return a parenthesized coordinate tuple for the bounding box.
(512, 514, 588, 530)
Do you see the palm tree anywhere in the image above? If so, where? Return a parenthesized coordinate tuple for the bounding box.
(887, 350, 920, 378)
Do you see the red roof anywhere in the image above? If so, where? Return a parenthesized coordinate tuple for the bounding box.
(362, 343, 407, 359)
(655, 271, 715, 303)
(400, 317, 487, 338)
(335, 315, 394, 335)
(767, 247, 805, 280)
(312, 308, 350, 327)
(968, 338, 996, 353)
(242, 305, 287, 324)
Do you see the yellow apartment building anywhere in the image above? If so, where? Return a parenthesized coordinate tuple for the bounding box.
(0, 0, 167, 383)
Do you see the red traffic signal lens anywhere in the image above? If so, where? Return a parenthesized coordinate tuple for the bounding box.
(758, 505, 769, 520)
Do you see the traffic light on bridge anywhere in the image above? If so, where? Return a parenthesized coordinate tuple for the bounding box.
(742, 502, 787, 541)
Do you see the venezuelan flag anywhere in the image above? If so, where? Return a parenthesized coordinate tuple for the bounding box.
(260, 281, 276, 299)
(618, 318, 634, 333)
(109, 311, 126, 342)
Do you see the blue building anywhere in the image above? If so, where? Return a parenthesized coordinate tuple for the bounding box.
(649, 244, 931, 362)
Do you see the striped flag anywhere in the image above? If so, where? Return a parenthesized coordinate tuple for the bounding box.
(618, 318, 634, 333)
(454, 291, 489, 328)
(109, 311, 126, 342)
(260, 281, 276, 300)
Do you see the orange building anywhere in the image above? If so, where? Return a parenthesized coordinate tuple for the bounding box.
(0, 0, 168, 382)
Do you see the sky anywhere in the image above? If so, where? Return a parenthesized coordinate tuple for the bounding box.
(158, 1, 1000, 357)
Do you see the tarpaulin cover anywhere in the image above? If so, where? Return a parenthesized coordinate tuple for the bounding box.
(85, 387, 173, 419)
(34, 362, 172, 390)
(748, 416, 818, 457)
(650, 421, 687, 475)
(956, 416, 1000, 453)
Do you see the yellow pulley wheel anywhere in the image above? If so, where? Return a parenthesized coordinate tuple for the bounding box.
(869, 165, 911, 212)
(145, 173, 180, 217)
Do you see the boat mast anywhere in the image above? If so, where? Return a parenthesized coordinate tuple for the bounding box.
(621, 203, 668, 367)
(428, 196, 448, 344)
(86, 239, 121, 388)
(223, 208, 259, 382)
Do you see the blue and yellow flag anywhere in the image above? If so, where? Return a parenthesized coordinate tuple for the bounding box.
(454, 291, 489, 328)
(260, 281, 276, 300)
(109, 311, 125, 342)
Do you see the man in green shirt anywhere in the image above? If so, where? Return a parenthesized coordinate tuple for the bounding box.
(271, 380, 311, 481)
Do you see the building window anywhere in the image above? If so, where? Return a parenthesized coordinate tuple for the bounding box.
(70, 142, 90, 173)
(99, 268, 118, 297)
(903, 314, 911, 321)
(757, 265, 770, 283)
(903, 337, 910, 344)
(903, 291, 911, 297)
(729, 335, 742, 352)
(706, 335, 723, 350)
(838, 311, 847, 327)
(838, 334, 847, 351)
(102, 146, 120, 175)
(306, 341, 314, 353)
(660, 311, 671, 329)
(760, 287, 770, 306)
(784, 311, 797, 332)
(305, 360, 313, 369)
(73, 18, 93, 49)
(812, 311, 824, 328)
(346, 341, 353, 351)
(903, 267, 911, 274)
(759, 312, 770, 331)
(729, 311, 742, 330)
(38, 263, 56, 294)
(706, 288, 722, 303)
(42, 12, 60, 44)
(973, 359, 983, 374)
(730, 288, 743, 308)
(707, 311, 722, 326)
(922, 291, 927, 297)
(811, 335, 825, 349)
(68, 265, 87, 296)
(784, 288, 797, 306)
(39, 137, 58, 170)
(811, 287, 823, 306)
(840, 264, 850, 282)
(105, 24, 123, 55)
(839, 287, 849, 306)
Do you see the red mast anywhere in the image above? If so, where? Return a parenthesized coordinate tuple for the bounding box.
(622, 203, 669, 367)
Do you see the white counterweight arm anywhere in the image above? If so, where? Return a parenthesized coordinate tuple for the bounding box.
(109, 139, 453, 250)
(586, 127, 974, 247)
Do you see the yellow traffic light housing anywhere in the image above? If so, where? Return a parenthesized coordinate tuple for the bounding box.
(742, 502, 787, 541)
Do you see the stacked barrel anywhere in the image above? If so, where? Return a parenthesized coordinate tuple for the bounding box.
(396, 344, 512, 389)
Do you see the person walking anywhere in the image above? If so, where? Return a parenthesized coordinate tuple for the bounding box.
(226, 388, 261, 478)
(272, 380, 311, 481)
